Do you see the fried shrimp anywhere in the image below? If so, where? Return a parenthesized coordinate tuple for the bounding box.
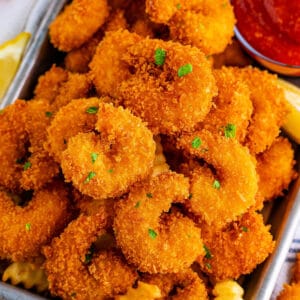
(114, 172, 204, 274)
(45, 98, 101, 163)
(256, 137, 297, 202)
(43, 210, 137, 299)
(146, 0, 235, 55)
(198, 211, 275, 280)
(49, 0, 110, 52)
(119, 37, 217, 134)
(61, 102, 155, 199)
(0, 100, 27, 191)
(177, 129, 258, 227)
(143, 270, 208, 299)
(0, 181, 71, 262)
(234, 67, 290, 154)
(89, 29, 142, 98)
(197, 67, 253, 143)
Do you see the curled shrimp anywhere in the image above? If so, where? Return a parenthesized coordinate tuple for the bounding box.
(0, 181, 71, 262)
(43, 210, 137, 299)
(114, 172, 204, 274)
(118, 36, 217, 134)
(146, 0, 235, 55)
(61, 102, 156, 200)
(49, 0, 110, 52)
(177, 129, 258, 228)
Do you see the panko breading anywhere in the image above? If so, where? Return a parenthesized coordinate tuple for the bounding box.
(49, 0, 110, 52)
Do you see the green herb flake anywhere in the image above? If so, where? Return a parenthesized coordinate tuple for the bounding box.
(91, 152, 98, 164)
(45, 111, 53, 117)
(23, 161, 31, 170)
(205, 262, 212, 270)
(84, 245, 95, 264)
(146, 192, 153, 198)
(176, 3, 181, 9)
(107, 169, 113, 173)
(154, 48, 166, 66)
(213, 180, 221, 190)
(25, 223, 31, 231)
(178, 63, 193, 77)
(0, 109, 4, 115)
(242, 226, 249, 232)
(86, 106, 98, 114)
(84, 171, 96, 184)
(188, 193, 193, 199)
(191, 136, 202, 149)
(224, 123, 236, 138)
(221, 2, 228, 8)
(134, 201, 141, 208)
(148, 228, 158, 240)
(203, 244, 212, 259)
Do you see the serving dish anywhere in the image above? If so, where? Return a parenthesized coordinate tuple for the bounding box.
(0, 2, 299, 299)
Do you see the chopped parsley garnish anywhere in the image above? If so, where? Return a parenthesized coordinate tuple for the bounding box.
(191, 136, 202, 149)
(188, 193, 193, 199)
(134, 201, 141, 208)
(148, 228, 157, 239)
(91, 152, 98, 164)
(205, 262, 212, 270)
(25, 223, 31, 231)
(178, 63, 193, 77)
(203, 244, 212, 259)
(242, 226, 249, 232)
(86, 106, 98, 114)
(45, 111, 53, 117)
(146, 192, 153, 198)
(84, 171, 96, 184)
(213, 180, 221, 190)
(154, 48, 166, 66)
(23, 161, 31, 170)
(224, 123, 236, 138)
(107, 169, 113, 173)
(176, 3, 181, 9)
(84, 245, 95, 264)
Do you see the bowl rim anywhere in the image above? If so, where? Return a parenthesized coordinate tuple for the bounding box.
(234, 26, 300, 70)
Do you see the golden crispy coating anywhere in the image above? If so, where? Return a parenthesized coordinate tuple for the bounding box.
(0, 100, 28, 191)
(197, 67, 253, 143)
(114, 172, 204, 274)
(256, 137, 297, 202)
(169, 0, 235, 55)
(143, 270, 208, 299)
(89, 29, 142, 98)
(33, 65, 68, 102)
(0, 181, 71, 262)
(49, 0, 110, 52)
(119, 37, 217, 134)
(235, 66, 290, 154)
(293, 253, 300, 283)
(178, 129, 258, 227)
(64, 9, 127, 73)
(44, 210, 137, 299)
(20, 100, 59, 191)
(198, 211, 275, 280)
(277, 283, 300, 300)
(61, 102, 155, 199)
(45, 98, 100, 163)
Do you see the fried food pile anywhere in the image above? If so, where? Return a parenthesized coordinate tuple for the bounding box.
(0, 0, 298, 299)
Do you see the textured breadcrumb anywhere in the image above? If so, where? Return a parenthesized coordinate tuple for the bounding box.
(119, 37, 217, 134)
(61, 102, 156, 199)
(0, 181, 71, 261)
(277, 283, 300, 300)
(49, 0, 110, 51)
(256, 137, 297, 202)
(114, 172, 204, 274)
(198, 211, 275, 280)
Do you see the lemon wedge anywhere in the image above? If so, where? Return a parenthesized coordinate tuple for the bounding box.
(277, 78, 300, 144)
(0, 32, 31, 99)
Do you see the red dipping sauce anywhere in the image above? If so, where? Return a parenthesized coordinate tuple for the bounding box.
(233, 0, 300, 66)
